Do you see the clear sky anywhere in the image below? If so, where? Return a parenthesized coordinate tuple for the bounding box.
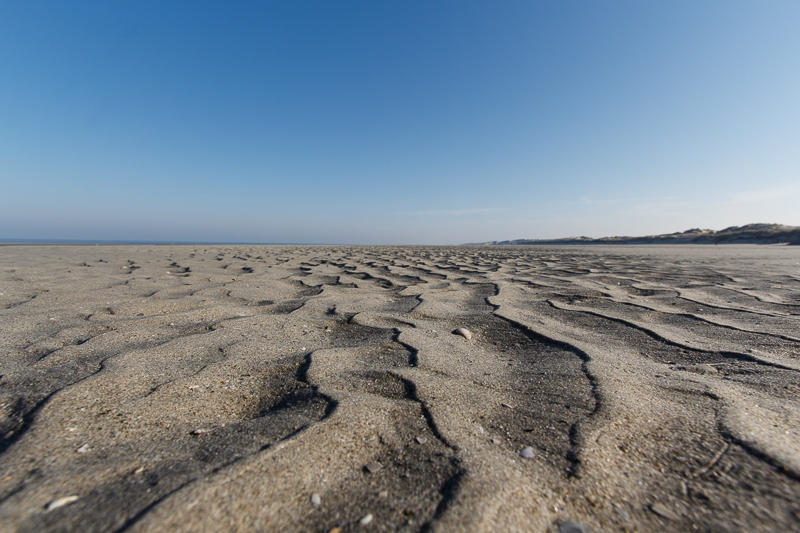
(1, 1, 799, 244)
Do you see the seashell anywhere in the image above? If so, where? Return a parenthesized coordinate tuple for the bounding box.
(311, 493, 321, 506)
(360, 513, 373, 525)
(559, 521, 589, 533)
(453, 328, 472, 340)
(365, 462, 382, 474)
(416, 436, 427, 444)
(650, 502, 680, 521)
(46, 495, 79, 511)
(519, 446, 536, 458)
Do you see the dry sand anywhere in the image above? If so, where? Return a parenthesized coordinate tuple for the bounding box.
(1, 244, 799, 532)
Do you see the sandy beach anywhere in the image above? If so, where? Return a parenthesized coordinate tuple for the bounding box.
(1, 244, 799, 532)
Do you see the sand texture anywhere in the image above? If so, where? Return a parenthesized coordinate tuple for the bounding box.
(1, 244, 799, 532)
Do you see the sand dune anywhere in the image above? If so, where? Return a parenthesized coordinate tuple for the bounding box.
(476, 223, 800, 245)
(1, 244, 799, 532)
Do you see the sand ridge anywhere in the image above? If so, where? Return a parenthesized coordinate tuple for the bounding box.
(0, 244, 799, 532)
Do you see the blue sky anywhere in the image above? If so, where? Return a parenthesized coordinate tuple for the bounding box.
(1, 1, 798, 244)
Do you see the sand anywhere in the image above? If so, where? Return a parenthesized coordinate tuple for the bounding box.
(1, 244, 799, 532)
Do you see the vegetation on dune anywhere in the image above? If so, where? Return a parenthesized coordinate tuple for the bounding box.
(476, 223, 800, 245)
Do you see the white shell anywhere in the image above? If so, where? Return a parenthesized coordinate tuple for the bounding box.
(454, 328, 472, 340)
(519, 446, 536, 458)
(46, 496, 79, 511)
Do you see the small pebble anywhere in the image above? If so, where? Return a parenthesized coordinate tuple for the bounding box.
(378, 490, 388, 498)
(559, 520, 589, 533)
(519, 446, 536, 458)
(415, 436, 427, 444)
(76, 444, 90, 454)
(650, 502, 680, 521)
(501, 403, 513, 408)
(360, 513, 373, 526)
(311, 493, 321, 506)
(46, 495, 79, 511)
(365, 462, 382, 474)
(453, 328, 472, 340)
(190, 429, 206, 435)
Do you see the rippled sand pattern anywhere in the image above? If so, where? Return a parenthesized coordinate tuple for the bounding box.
(1, 245, 799, 532)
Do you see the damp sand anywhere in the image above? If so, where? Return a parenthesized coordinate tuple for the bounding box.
(1, 244, 799, 532)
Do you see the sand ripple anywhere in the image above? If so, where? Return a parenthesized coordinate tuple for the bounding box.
(1, 244, 799, 532)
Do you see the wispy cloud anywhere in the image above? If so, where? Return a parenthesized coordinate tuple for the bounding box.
(728, 183, 800, 205)
(399, 207, 504, 216)
(576, 195, 682, 206)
